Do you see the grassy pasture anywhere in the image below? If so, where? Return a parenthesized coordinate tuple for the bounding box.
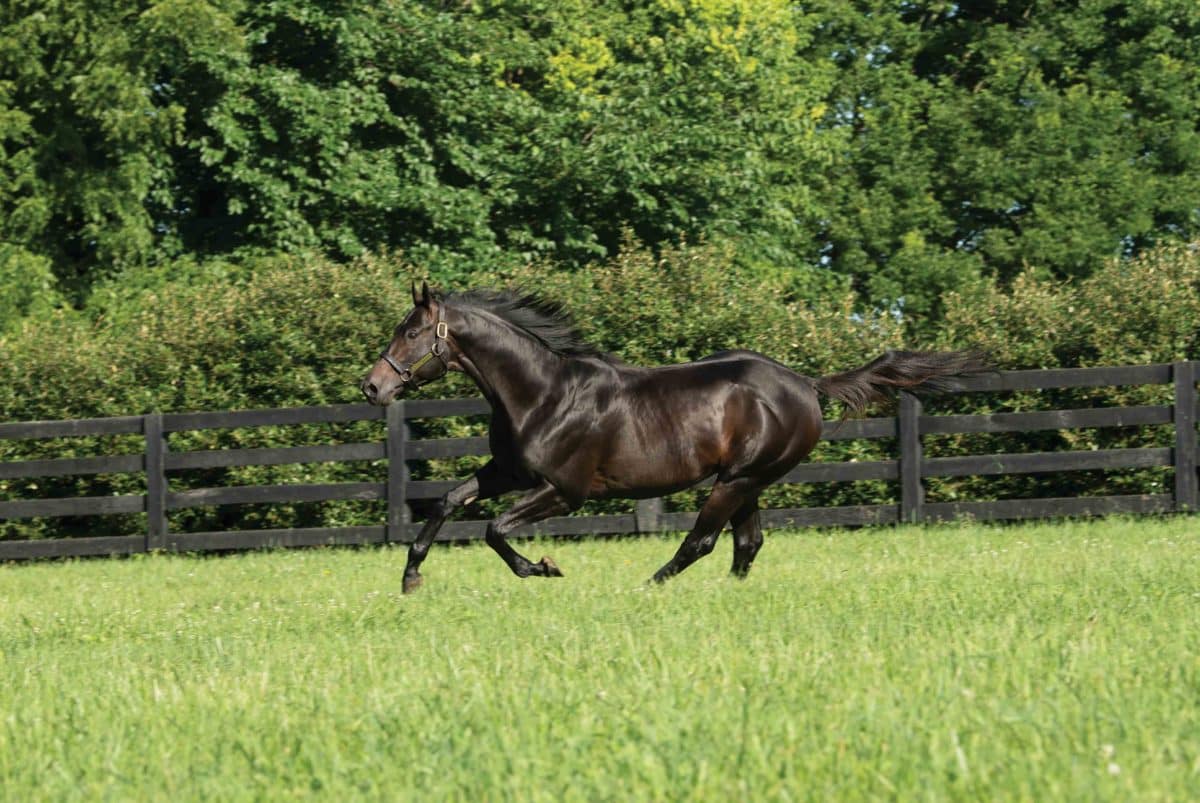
(1, 518, 1198, 801)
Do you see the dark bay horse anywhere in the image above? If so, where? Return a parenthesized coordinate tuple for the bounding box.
(361, 283, 988, 592)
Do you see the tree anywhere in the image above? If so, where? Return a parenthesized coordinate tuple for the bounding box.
(1, 0, 840, 297)
(0, 0, 199, 301)
(806, 0, 1200, 323)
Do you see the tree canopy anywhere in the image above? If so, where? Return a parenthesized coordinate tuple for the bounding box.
(1, 0, 1197, 318)
(808, 0, 1200, 319)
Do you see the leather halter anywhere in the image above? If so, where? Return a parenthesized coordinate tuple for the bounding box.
(379, 305, 450, 389)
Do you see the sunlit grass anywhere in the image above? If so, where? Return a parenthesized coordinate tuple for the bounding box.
(2, 518, 1198, 801)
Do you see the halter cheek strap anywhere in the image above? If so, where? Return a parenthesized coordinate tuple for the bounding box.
(380, 308, 450, 388)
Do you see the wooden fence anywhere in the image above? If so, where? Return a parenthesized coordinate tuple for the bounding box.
(1, 361, 1196, 561)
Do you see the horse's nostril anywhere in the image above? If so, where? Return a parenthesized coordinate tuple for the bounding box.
(362, 381, 378, 402)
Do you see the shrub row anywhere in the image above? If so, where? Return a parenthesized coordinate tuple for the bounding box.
(2, 242, 1198, 538)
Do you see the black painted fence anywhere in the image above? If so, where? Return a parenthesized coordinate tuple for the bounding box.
(1, 362, 1196, 560)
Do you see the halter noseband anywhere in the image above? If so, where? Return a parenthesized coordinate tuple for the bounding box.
(379, 306, 450, 389)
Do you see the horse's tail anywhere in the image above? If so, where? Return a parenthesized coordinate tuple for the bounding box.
(814, 350, 992, 417)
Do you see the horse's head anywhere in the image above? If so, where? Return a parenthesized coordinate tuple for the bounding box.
(361, 281, 451, 405)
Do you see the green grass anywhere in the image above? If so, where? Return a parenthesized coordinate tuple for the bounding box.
(1, 518, 1198, 801)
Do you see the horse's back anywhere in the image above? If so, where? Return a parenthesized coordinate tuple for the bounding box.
(587, 350, 823, 495)
(632, 350, 816, 405)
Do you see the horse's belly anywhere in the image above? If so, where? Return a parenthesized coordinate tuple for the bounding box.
(589, 470, 712, 500)
(588, 421, 722, 498)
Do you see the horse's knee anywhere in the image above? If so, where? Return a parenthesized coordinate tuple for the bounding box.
(689, 533, 719, 559)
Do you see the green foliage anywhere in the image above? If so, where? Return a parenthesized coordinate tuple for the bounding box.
(939, 243, 1200, 369)
(0, 251, 411, 539)
(3, 521, 1199, 799)
(0, 0, 837, 295)
(0, 0, 196, 300)
(806, 0, 1200, 322)
(0, 253, 403, 422)
(5, 2, 1198, 314)
(0, 244, 60, 329)
(481, 236, 902, 372)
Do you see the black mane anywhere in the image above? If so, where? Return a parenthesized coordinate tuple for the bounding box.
(447, 289, 609, 359)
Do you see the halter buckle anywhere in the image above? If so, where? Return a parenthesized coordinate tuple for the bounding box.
(436, 322, 448, 339)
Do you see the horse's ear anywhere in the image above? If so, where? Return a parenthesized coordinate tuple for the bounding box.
(412, 280, 431, 307)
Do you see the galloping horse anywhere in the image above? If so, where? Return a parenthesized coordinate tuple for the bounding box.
(361, 283, 987, 592)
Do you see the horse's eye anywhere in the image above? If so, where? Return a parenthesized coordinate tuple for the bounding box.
(406, 329, 419, 340)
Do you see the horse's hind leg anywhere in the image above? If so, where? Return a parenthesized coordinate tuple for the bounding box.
(651, 479, 757, 584)
(729, 500, 763, 579)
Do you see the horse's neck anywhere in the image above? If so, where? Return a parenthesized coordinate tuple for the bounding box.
(451, 307, 564, 418)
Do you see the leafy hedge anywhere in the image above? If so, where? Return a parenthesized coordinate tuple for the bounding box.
(2, 242, 1198, 539)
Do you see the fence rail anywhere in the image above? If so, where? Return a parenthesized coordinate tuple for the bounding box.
(1, 361, 1196, 560)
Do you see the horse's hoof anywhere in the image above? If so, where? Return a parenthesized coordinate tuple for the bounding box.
(539, 556, 563, 577)
(402, 574, 424, 594)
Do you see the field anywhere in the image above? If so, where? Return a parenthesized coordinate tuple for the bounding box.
(2, 518, 1198, 801)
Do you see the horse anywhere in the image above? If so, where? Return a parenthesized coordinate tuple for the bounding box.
(361, 282, 988, 592)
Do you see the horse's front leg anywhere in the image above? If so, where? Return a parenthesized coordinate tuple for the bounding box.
(484, 481, 578, 579)
(403, 460, 529, 593)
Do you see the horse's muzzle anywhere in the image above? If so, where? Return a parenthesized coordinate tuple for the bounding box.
(360, 377, 403, 406)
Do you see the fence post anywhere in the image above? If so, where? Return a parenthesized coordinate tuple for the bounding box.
(386, 401, 410, 544)
(1174, 361, 1197, 512)
(898, 392, 924, 524)
(635, 498, 663, 533)
(144, 413, 167, 551)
